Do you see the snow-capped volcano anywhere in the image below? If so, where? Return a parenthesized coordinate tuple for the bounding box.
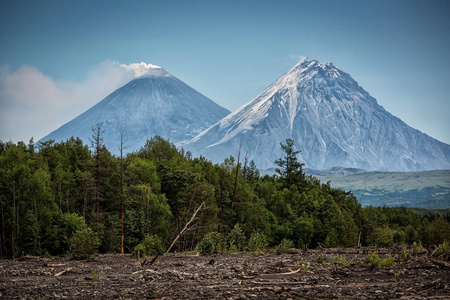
(183, 58, 450, 171)
(39, 66, 230, 154)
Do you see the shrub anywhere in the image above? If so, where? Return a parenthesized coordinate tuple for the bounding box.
(69, 225, 100, 260)
(421, 216, 450, 246)
(226, 224, 247, 251)
(135, 234, 165, 257)
(435, 241, 450, 261)
(393, 230, 406, 244)
(62, 213, 84, 239)
(400, 247, 409, 261)
(411, 241, 427, 255)
(368, 225, 394, 247)
(276, 239, 295, 252)
(366, 251, 380, 267)
(247, 231, 268, 252)
(198, 232, 224, 255)
(330, 255, 347, 266)
(324, 228, 340, 248)
(294, 214, 314, 249)
(380, 253, 395, 266)
(404, 225, 417, 244)
(315, 254, 327, 265)
(92, 269, 100, 281)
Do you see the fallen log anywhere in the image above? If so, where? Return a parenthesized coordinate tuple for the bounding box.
(259, 268, 301, 277)
(19, 255, 44, 261)
(44, 263, 67, 267)
(196, 259, 215, 267)
(431, 259, 450, 269)
(54, 267, 73, 277)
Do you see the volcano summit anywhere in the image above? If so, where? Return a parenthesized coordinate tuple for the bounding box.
(39, 65, 230, 153)
(183, 58, 450, 171)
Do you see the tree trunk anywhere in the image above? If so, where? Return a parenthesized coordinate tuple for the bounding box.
(227, 142, 241, 234)
(242, 154, 248, 183)
(12, 179, 16, 259)
(89, 124, 105, 229)
(119, 131, 127, 255)
(11, 226, 15, 260)
(1, 205, 5, 256)
(217, 179, 224, 233)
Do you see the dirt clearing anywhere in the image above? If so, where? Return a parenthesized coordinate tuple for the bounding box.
(1, 247, 449, 299)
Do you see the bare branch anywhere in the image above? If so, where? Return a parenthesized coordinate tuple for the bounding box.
(165, 202, 206, 255)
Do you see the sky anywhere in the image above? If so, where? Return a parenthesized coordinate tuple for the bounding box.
(0, 0, 449, 144)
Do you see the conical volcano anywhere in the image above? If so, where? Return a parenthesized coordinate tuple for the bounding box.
(183, 58, 450, 171)
(39, 65, 230, 153)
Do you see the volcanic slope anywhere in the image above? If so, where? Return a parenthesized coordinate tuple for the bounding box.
(39, 66, 230, 154)
(183, 58, 450, 171)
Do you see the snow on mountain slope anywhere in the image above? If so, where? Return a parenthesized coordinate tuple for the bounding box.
(39, 66, 230, 154)
(183, 58, 450, 171)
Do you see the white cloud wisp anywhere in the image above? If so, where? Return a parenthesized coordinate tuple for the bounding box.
(0, 61, 154, 143)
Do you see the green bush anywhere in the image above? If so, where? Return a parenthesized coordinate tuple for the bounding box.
(435, 241, 450, 261)
(69, 225, 100, 260)
(404, 225, 417, 244)
(368, 225, 394, 247)
(380, 253, 395, 266)
(294, 214, 314, 249)
(420, 216, 450, 246)
(330, 255, 347, 266)
(135, 234, 165, 257)
(226, 224, 247, 251)
(247, 231, 268, 252)
(315, 254, 327, 265)
(276, 239, 295, 252)
(324, 228, 340, 248)
(366, 251, 380, 267)
(197, 232, 224, 254)
(62, 213, 84, 238)
(411, 241, 427, 254)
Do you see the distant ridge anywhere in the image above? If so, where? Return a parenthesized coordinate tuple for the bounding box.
(312, 168, 450, 208)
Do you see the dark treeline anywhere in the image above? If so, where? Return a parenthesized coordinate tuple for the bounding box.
(1, 132, 449, 259)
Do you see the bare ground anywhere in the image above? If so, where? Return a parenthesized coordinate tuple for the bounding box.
(1, 247, 449, 299)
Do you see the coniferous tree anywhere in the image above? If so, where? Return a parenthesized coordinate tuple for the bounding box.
(118, 131, 128, 254)
(88, 124, 108, 228)
(245, 160, 260, 182)
(275, 139, 305, 187)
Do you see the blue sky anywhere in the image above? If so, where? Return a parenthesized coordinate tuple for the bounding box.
(1, 0, 449, 144)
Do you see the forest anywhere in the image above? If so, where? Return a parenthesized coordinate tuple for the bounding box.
(1, 127, 449, 259)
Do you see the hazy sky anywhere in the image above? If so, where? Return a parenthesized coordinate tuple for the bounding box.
(1, 0, 449, 144)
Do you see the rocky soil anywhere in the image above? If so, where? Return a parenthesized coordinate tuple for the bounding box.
(1, 247, 449, 299)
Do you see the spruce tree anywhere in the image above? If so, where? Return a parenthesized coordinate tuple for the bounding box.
(275, 138, 305, 187)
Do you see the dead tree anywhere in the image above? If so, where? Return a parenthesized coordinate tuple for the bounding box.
(89, 124, 105, 227)
(227, 142, 241, 234)
(88, 124, 110, 229)
(118, 131, 128, 254)
(165, 202, 205, 254)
